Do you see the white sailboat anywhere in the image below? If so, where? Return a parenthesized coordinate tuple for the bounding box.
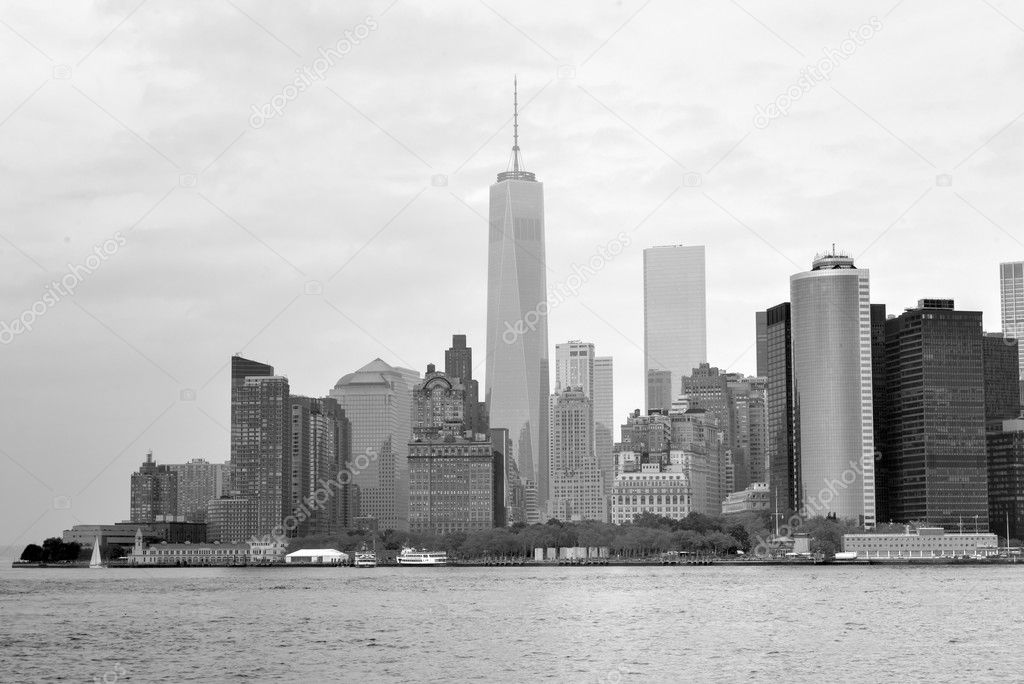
(89, 535, 105, 569)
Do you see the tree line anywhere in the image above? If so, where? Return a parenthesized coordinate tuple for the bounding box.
(288, 511, 806, 559)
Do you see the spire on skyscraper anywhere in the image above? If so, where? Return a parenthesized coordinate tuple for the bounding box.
(499, 76, 536, 182)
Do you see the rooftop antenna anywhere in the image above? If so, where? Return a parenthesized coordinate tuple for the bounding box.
(512, 75, 521, 173)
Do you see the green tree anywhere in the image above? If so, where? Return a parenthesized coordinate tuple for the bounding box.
(20, 544, 43, 562)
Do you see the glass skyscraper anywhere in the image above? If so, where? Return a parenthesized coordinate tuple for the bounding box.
(485, 82, 549, 514)
(593, 356, 615, 501)
(329, 358, 419, 531)
(1000, 261, 1024, 402)
(882, 300, 988, 530)
(643, 245, 707, 411)
(790, 251, 876, 527)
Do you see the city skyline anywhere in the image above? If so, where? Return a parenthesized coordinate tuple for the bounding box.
(3, 1, 1024, 549)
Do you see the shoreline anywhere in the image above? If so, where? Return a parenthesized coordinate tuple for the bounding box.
(11, 557, 1023, 569)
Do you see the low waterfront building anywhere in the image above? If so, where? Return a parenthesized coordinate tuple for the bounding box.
(843, 527, 999, 558)
(127, 529, 285, 565)
(722, 482, 770, 515)
(285, 548, 349, 564)
(62, 520, 206, 546)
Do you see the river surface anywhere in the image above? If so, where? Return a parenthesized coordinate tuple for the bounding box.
(1, 565, 1022, 682)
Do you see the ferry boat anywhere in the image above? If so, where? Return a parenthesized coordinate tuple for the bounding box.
(353, 551, 377, 568)
(396, 547, 448, 566)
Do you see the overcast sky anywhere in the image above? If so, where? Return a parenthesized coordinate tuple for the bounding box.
(2, 0, 1023, 550)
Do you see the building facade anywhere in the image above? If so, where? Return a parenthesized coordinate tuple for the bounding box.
(593, 356, 615, 499)
(882, 300, 988, 531)
(843, 528, 999, 558)
(999, 261, 1024, 402)
(645, 369, 673, 414)
(643, 245, 707, 414)
(761, 302, 798, 515)
(166, 459, 228, 524)
(130, 451, 178, 523)
(329, 358, 419, 531)
(610, 464, 694, 525)
(407, 435, 503, 535)
(289, 396, 349, 538)
(549, 388, 605, 521)
(790, 251, 876, 526)
(231, 356, 290, 541)
(484, 85, 549, 517)
(445, 334, 487, 434)
(206, 496, 254, 543)
(722, 482, 770, 515)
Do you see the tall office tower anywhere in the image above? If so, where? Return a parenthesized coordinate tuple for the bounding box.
(485, 80, 549, 514)
(549, 387, 605, 521)
(130, 451, 178, 523)
(761, 303, 798, 514)
(166, 459, 228, 523)
(231, 356, 290, 539)
(329, 358, 419, 531)
(229, 355, 274, 494)
(883, 300, 988, 531)
(288, 396, 349, 538)
(869, 303, 890, 522)
(445, 334, 488, 434)
(982, 333, 1023, 541)
(555, 341, 595, 394)
(730, 376, 768, 486)
(492, 427, 524, 525)
(983, 334, 1021, 422)
(1000, 262, 1024, 402)
(646, 369, 673, 414)
(593, 356, 615, 502)
(643, 244, 707, 412)
(790, 250, 875, 527)
(681, 363, 749, 492)
(755, 311, 768, 378)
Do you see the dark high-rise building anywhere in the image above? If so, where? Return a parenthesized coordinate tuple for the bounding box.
(444, 335, 488, 434)
(983, 333, 1021, 422)
(883, 300, 988, 531)
(130, 451, 178, 523)
(484, 80, 549, 517)
(763, 302, 798, 514)
(445, 334, 473, 389)
(288, 396, 349, 538)
(870, 303, 890, 522)
(230, 355, 290, 540)
(983, 333, 1023, 543)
